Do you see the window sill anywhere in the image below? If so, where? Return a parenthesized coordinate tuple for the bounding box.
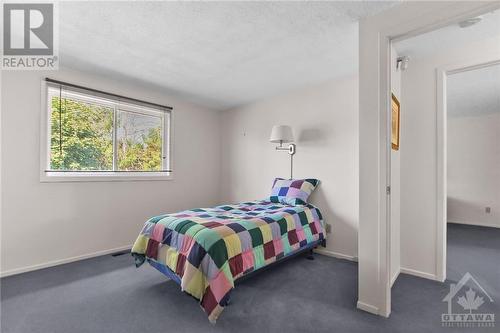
(40, 171, 174, 183)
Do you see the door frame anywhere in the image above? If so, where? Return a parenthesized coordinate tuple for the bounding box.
(358, 1, 500, 318)
(436, 58, 500, 282)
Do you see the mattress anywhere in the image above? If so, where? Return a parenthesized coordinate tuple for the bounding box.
(131, 200, 325, 323)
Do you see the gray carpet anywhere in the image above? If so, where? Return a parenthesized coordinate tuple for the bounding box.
(1, 224, 498, 333)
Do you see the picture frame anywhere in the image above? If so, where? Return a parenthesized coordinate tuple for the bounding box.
(391, 93, 400, 151)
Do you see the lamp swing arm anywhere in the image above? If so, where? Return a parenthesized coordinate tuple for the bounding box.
(275, 141, 296, 155)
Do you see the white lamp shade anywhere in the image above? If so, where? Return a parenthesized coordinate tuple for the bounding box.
(269, 125, 294, 143)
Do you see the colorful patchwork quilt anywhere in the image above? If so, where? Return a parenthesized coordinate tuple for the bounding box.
(131, 200, 325, 323)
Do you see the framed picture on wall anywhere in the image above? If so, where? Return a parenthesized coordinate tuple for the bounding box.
(391, 93, 400, 151)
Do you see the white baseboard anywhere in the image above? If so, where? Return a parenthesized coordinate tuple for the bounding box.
(0, 245, 132, 278)
(448, 220, 500, 229)
(357, 300, 379, 315)
(390, 269, 400, 287)
(400, 267, 439, 281)
(314, 248, 358, 262)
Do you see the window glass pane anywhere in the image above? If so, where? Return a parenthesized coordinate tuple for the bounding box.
(117, 110, 163, 171)
(50, 95, 113, 170)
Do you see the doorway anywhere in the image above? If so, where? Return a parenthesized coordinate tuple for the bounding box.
(357, 1, 500, 318)
(389, 9, 499, 287)
(441, 61, 500, 284)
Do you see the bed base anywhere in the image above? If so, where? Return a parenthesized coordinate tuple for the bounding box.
(146, 238, 326, 306)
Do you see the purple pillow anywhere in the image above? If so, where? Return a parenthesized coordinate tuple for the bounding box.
(270, 178, 319, 205)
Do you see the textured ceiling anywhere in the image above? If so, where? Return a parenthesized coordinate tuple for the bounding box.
(392, 9, 500, 118)
(394, 9, 500, 59)
(448, 64, 500, 118)
(59, 1, 399, 110)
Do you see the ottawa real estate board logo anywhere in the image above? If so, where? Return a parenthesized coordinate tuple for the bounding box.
(2, 2, 58, 69)
(442, 272, 495, 328)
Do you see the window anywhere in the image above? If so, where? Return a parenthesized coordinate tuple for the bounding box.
(42, 80, 172, 181)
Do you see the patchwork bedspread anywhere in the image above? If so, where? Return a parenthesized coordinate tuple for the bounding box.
(131, 200, 325, 323)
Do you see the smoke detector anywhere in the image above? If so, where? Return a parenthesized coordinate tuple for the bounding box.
(396, 56, 410, 71)
(458, 16, 482, 28)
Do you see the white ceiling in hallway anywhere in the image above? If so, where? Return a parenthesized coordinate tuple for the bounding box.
(393, 9, 500, 118)
(448, 64, 500, 118)
(59, 1, 399, 110)
(393, 9, 500, 59)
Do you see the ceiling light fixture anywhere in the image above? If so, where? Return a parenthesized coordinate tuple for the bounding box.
(458, 16, 482, 28)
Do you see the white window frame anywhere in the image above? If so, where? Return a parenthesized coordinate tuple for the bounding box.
(40, 80, 173, 182)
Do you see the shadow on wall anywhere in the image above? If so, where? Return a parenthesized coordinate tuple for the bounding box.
(310, 185, 358, 255)
(297, 127, 330, 146)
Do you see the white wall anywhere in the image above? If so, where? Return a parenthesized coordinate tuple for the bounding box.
(399, 37, 500, 278)
(447, 113, 500, 228)
(0, 69, 222, 276)
(220, 76, 359, 260)
(390, 45, 401, 286)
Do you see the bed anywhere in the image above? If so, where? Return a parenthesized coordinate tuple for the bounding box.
(131, 182, 325, 323)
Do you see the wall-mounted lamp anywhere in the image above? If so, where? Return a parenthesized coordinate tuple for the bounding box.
(270, 125, 296, 179)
